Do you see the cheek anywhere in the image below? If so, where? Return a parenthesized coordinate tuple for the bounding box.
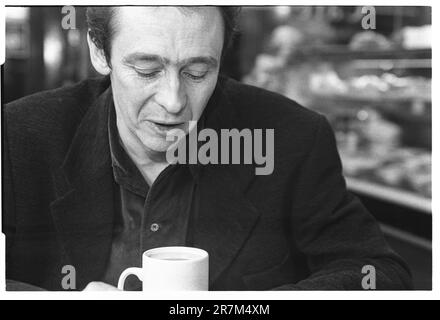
(113, 89, 146, 132)
(120, 96, 143, 122)
(111, 73, 153, 123)
(187, 79, 218, 119)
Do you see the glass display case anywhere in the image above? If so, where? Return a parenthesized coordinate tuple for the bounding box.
(305, 48, 431, 214)
(240, 7, 432, 215)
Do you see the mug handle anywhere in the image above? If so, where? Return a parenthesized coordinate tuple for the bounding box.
(117, 267, 143, 291)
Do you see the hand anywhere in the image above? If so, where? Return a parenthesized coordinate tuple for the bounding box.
(83, 281, 120, 291)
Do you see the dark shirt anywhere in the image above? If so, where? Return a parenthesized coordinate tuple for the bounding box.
(101, 99, 198, 290)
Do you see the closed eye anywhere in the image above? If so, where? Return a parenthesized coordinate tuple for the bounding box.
(134, 68, 162, 79)
(182, 71, 208, 81)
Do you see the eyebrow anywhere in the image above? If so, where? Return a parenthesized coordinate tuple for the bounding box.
(123, 53, 218, 68)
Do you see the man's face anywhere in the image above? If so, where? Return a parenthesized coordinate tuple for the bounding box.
(108, 7, 224, 153)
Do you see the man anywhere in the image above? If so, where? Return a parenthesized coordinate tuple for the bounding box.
(3, 6, 412, 290)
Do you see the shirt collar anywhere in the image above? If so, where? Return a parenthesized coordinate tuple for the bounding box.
(107, 95, 150, 196)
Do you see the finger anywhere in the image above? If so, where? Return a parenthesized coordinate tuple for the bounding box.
(83, 281, 120, 291)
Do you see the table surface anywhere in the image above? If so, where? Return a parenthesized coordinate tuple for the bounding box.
(6, 279, 46, 291)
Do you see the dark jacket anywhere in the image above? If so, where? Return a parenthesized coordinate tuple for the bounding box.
(2, 75, 412, 290)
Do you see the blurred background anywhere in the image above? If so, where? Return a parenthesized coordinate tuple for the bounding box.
(3, 6, 432, 289)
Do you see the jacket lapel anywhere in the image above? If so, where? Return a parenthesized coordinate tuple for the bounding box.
(50, 85, 115, 289)
(193, 76, 261, 285)
(194, 165, 260, 286)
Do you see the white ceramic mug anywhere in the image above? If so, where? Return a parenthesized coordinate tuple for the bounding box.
(117, 246, 209, 291)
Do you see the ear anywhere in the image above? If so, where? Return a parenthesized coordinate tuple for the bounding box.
(87, 31, 111, 75)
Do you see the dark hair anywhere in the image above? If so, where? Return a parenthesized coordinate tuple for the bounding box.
(86, 6, 240, 65)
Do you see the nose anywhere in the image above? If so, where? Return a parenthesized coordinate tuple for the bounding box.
(154, 72, 187, 115)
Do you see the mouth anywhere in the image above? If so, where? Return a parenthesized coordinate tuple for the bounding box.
(145, 120, 186, 134)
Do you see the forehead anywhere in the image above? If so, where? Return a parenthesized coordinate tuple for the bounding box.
(111, 7, 224, 60)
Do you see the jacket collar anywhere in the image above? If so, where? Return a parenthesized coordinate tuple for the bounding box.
(50, 82, 115, 289)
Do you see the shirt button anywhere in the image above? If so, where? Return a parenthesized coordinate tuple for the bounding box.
(150, 223, 160, 232)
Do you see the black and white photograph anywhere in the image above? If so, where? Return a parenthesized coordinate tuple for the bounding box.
(0, 2, 434, 299)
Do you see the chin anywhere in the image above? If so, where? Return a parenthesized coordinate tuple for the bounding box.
(141, 138, 173, 154)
